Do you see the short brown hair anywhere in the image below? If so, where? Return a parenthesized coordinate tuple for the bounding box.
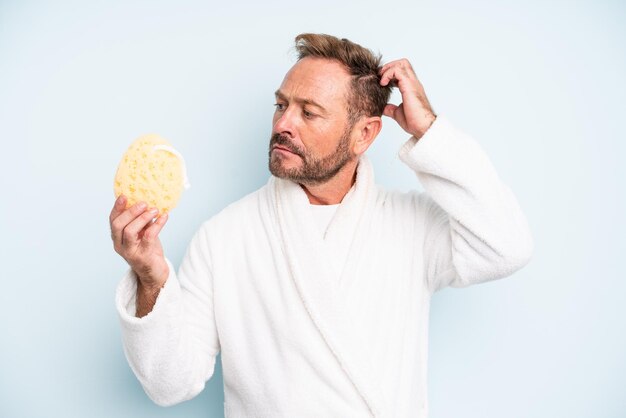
(294, 33, 391, 125)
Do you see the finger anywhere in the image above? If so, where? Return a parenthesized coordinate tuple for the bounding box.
(111, 202, 148, 249)
(383, 103, 398, 118)
(380, 65, 408, 88)
(122, 207, 159, 247)
(111, 200, 148, 238)
(379, 59, 414, 77)
(379, 59, 404, 75)
(109, 194, 127, 223)
(380, 67, 396, 87)
(143, 213, 169, 242)
(382, 66, 418, 92)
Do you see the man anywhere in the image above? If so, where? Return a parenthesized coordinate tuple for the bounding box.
(110, 33, 533, 418)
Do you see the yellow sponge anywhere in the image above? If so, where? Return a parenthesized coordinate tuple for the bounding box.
(114, 134, 190, 214)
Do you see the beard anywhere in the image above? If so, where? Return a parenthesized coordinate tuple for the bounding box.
(268, 123, 356, 185)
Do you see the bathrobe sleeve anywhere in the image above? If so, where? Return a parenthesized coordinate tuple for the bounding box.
(398, 115, 534, 293)
(115, 221, 220, 406)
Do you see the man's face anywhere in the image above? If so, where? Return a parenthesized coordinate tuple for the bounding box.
(269, 56, 357, 184)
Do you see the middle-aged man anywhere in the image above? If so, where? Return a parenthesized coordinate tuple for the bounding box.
(110, 33, 533, 418)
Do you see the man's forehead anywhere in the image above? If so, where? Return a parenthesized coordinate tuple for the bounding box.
(277, 58, 351, 107)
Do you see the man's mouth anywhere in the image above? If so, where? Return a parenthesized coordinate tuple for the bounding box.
(272, 145, 298, 155)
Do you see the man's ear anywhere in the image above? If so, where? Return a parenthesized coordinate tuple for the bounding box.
(352, 116, 383, 155)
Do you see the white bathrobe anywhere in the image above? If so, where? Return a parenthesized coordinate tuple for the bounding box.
(115, 115, 533, 418)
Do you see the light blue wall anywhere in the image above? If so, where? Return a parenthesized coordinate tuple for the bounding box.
(1, 1, 624, 417)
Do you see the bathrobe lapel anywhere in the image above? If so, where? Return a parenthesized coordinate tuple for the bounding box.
(270, 155, 383, 417)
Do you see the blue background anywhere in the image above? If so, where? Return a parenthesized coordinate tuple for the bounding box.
(1, 0, 624, 417)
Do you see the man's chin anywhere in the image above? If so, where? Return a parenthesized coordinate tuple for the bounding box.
(269, 160, 302, 179)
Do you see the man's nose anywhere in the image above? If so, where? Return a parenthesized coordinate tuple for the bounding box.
(273, 108, 296, 137)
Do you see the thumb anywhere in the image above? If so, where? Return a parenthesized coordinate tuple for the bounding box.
(382, 103, 398, 119)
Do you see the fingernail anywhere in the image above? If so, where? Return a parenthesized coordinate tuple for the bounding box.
(137, 202, 147, 210)
(116, 195, 125, 205)
(149, 208, 158, 215)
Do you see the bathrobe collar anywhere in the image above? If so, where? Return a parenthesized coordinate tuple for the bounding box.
(269, 154, 383, 417)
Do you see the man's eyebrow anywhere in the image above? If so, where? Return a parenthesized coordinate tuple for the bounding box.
(274, 89, 328, 113)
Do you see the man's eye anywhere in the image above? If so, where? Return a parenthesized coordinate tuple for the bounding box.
(273, 103, 285, 111)
(303, 109, 315, 118)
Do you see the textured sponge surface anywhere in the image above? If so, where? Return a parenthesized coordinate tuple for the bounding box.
(114, 134, 187, 214)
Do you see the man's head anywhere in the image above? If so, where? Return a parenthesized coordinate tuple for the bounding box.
(269, 33, 392, 185)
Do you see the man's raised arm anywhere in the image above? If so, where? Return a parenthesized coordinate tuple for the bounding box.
(380, 59, 533, 292)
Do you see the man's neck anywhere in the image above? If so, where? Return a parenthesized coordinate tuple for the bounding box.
(299, 159, 358, 205)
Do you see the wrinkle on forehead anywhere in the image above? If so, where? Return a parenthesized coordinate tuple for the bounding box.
(279, 57, 351, 113)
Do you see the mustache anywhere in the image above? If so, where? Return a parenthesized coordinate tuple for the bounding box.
(270, 133, 305, 158)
